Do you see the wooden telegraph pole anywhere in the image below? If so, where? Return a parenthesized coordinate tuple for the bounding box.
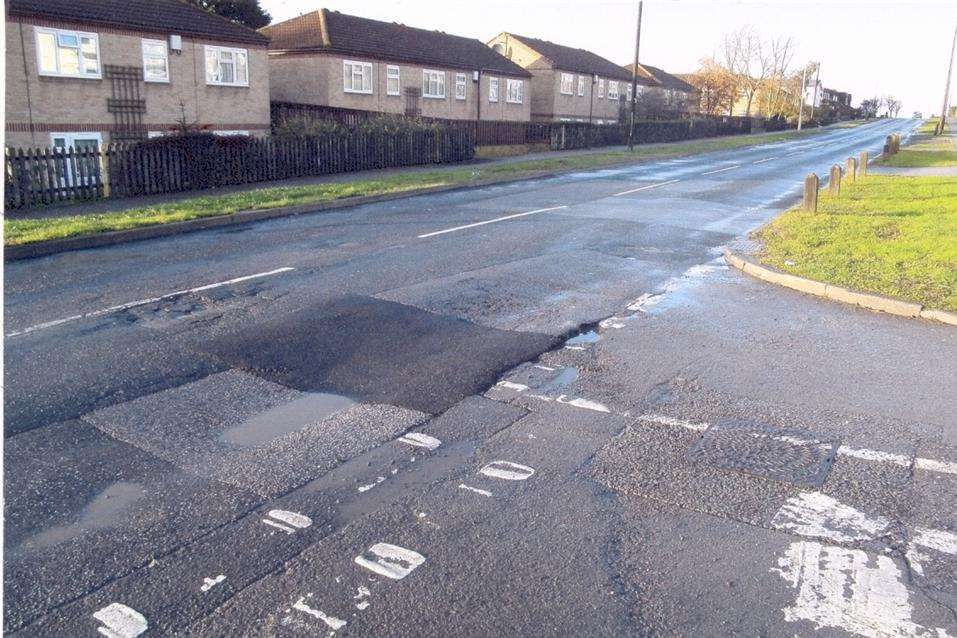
(937, 20, 957, 135)
(628, 1, 644, 151)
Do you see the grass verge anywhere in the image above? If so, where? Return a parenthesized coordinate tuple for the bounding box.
(757, 175, 957, 311)
(877, 130, 956, 168)
(6, 126, 829, 246)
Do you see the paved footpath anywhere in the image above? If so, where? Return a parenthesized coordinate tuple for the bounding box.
(4, 118, 956, 637)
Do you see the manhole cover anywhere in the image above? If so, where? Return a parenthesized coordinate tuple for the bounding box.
(686, 419, 839, 487)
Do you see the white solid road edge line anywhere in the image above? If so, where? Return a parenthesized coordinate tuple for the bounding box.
(637, 413, 957, 476)
(752, 156, 778, 164)
(417, 205, 568, 238)
(5, 267, 296, 338)
(701, 165, 741, 176)
(612, 179, 680, 197)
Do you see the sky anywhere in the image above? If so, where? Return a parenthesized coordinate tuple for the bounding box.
(260, 0, 957, 116)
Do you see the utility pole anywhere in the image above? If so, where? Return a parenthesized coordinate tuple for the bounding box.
(628, 0, 643, 151)
(937, 19, 957, 135)
(810, 63, 821, 120)
(797, 63, 809, 131)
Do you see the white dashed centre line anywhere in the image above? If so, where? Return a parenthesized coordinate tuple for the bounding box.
(752, 157, 778, 164)
(5, 267, 296, 338)
(701, 164, 741, 175)
(417, 205, 567, 238)
(612, 179, 680, 197)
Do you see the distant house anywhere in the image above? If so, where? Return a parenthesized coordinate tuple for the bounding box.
(5, 0, 271, 149)
(820, 88, 852, 108)
(623, 63, 699, 116)
(486, 33, 651, 124)
(262, 10, 532, 122)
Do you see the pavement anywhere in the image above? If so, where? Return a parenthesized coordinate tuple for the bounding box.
(5, 117, 956, 637)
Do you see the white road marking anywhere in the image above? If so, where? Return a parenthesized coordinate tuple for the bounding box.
(355, 543, 426, 580)
(93, 603, 148, 638)
(534, 365, 555, 371)
(496, 380, 529, 392)
(292, 597, 347, 631)
(397, 432, 442, 450)
(479, 461, 536, 481)
(599, 317, 626, 329)
(263, 509, 312, 534)
(564, 345, 587, 351)
(5, 267, 296, 338)
(417, 205, 567, 238)
(612, 179, 680, 197)
(358, 476, 386, 493)
(636, 413, 957, 476)
(555, 394, 611, 413)
(911, 527, 957, 555)
(701, 164, 741, 175)
(459, 483, 493, 497)
(771, 492, 891, 543)
(773, 541, 950, 638)
(752, 156, 777, 164)
(200, 574, 226, 592)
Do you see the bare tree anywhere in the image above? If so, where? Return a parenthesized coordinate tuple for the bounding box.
(762, 36, 796, 117)
(883, 96, 902, 118)
(686, 57, 738, 116)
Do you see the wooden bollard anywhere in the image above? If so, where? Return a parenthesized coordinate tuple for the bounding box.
(846, 157, 857, 183)
(884, 135, 894, 156)
(829, 165, 842, 196)
(859, 151, 868, 178)
(803, 173, 819, 212)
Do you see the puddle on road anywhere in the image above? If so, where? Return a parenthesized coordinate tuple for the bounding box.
(25, 481, 145, 549)
(566, 330, 600, 346)
(539, 367, 579, 393)
(221, 392, 357, 447)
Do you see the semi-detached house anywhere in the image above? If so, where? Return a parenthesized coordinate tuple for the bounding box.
(486, 33, 659, 124)
(5, 0, 271, 149)
(262, 10, 532, 122)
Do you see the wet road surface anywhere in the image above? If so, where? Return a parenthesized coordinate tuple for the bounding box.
(6, 118, 957, 637)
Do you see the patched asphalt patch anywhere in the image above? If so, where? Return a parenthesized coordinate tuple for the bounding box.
(201, 295, 561, 414)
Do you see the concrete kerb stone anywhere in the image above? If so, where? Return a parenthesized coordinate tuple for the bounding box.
(723, 248, 955, 326)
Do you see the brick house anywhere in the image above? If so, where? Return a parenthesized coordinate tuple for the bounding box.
(5, 0, 271, 150)
(486, 33, 652, 124)
(623, 63, 699, 116)
(263, 10, 532, 122)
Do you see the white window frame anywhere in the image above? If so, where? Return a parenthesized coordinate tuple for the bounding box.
(422, 69, 446, 99)
(488, 77, 499, 102)
(35, 27, 101, 79)
(608, 81, 619, 100)
(578, 75, 585, 96)
(212, 130, 250, 136)
(560, 72, 574, 95)
(386, 65, 401, 96)
(627, 84, 633, 102)
(205, 45, 249, 87)
(141, 38, 169, 83)
(455, 73, 467, 100)
(342, 59, 373, 94)
(49, 132, 103, 187)
(597, 78, 605, 99)
(506, 78, 523, 104)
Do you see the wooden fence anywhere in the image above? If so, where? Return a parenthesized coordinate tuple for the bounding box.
(5, 128, 474, 209)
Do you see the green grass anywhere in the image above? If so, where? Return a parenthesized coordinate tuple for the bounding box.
(5, 126, 829, 246)
(878, 131, 957, 168)
(758, 175, 957, 311)
(917, 118, 947, 134)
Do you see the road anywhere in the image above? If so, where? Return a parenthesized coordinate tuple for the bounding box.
(5, 118, 956, 637)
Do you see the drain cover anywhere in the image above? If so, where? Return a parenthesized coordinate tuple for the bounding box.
(686, 419, 839, 487)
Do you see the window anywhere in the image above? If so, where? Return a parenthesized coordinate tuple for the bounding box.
(50, 132, 102, 187)
(205, 45, 248, 86)
(342, 60, 372, 94)
(578, 75, 585, 96)
(608, 81, 619, 100)
(560, 73, 574, 95)
(488, 77, 499, 102)
(213, 130, 250, 136)
(506, 79, 523, 104)
(142, 39, 169, 82)
(386, 65, 400, 96)
(455, 73, 467, 100)
(422, 69, 446, 98)
(35, 27, 100, 78)
(627, 84, 633, 102)
(597, 78, 605, 98)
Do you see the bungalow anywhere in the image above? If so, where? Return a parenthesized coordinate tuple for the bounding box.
(486, 33, 654, 124)
(623, 63, 699, 116)
(262, 10, 532, 122)
(5, 0, 271, 149)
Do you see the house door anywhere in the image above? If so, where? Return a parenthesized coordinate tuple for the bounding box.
(50, 132, 102, 187)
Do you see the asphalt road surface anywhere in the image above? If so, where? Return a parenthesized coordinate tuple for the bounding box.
(5, 118, 957, 637)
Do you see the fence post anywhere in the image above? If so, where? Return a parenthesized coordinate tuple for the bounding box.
(99, 146, 111, 198)
(858, 151, 868, 178)
(845, 157, 857, 184)
(828, 165, 841, 196)
(803, 173, 819, 212)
